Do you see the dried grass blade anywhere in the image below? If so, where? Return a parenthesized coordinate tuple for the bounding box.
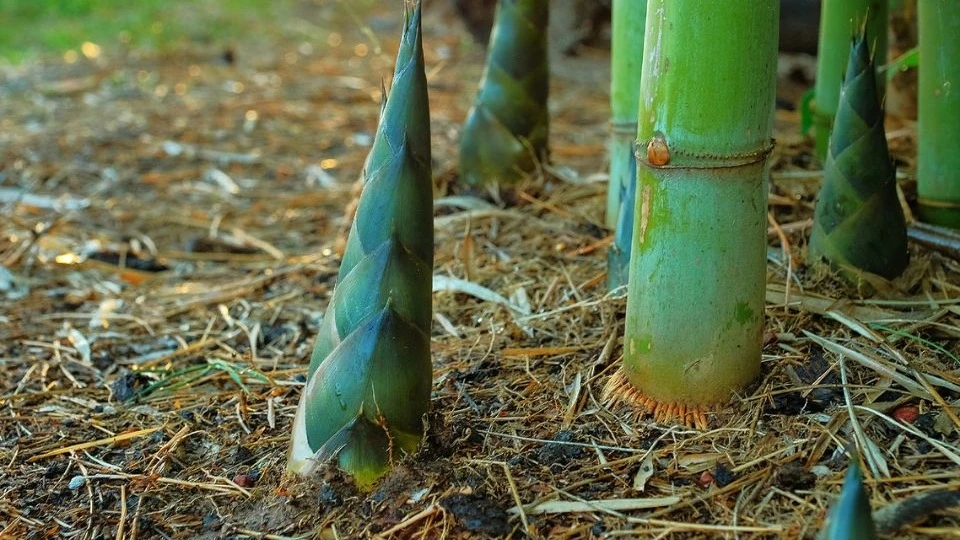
(767, 284, 928, 321)
(510, 496, 681, 515)
(856, 406, 960, 467)
(434, 196, 498, 211)
(805, 332, 927, 396)
(839, 358, 890, 478)
(432, 275, 531, 316)
(562, 371, 583, 428)
(827, 311, 883, 343)
(28, 427, 161, 462)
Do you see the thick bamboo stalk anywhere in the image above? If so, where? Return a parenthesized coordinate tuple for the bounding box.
(607, 0, 646, 290)
(813, 0, 887, 162)
(809, 33, 908, 280)
(917, 0, 960, 228)
(605, 0, 778, 427)
(459, 0, 549, 188)
(288, 4, 433, 488)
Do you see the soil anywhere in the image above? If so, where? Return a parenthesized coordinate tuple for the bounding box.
(2, 2, 958, 539)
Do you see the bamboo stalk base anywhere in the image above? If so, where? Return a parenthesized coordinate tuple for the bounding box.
(602, 368, 709, 430)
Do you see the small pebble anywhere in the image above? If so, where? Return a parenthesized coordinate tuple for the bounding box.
(714, 464, 735, 487)
(203, 513, 220, 529)
(68, 475, 86, 490)
(162, 140, 183, 156)
(810, 465, 832, 477)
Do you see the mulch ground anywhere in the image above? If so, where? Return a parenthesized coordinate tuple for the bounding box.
(2, 2, 959, 539)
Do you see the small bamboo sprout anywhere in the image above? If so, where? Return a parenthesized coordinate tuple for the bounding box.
(288, 4, 433, 489)
(809, 33, 909, 281)
(819, 459, 877, 540)
(460, 0, 549, 188)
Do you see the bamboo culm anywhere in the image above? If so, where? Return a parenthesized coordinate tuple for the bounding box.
(607, 0, 646, 291)
(605, 0, 778, 428)
(917, 0, 960, 227)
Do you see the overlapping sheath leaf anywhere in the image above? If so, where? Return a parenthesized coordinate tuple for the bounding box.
(819, 459, 877, 540)
(460, 0, 549, 187)
(809, 34, 908, 280)
(288, 4, 433, 489)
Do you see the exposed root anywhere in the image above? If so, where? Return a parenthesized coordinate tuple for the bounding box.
(602, 368, 709, 430)
(874, 489, 960, 535)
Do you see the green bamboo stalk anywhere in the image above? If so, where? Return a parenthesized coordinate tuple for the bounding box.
(814, 0, 887, 162)
(819, 458, 877, 540)
(809, 33, 908, 280)
(606, 0, 646, 290)
(604, 0, 777, 428)
(288, 3, 433, 489)
(606, 0, 646, 229)
(459, 0, 549, 188)
(607, 157, 637, 290)
(917, 0, 960, 228)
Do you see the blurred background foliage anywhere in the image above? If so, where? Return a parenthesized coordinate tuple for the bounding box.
(0, 0, 384, 63)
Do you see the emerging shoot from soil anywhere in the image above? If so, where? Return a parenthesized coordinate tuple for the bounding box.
(809, 32, 909, 281)
(459, 0, 549, 188)
(819, 458, 876, 540)
(288, 3, 433, 489)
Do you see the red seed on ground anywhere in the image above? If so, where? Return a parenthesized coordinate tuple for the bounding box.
(233, 474, 255, 488)
(893, 405, 920, 424)
(699, 470, 715, 487)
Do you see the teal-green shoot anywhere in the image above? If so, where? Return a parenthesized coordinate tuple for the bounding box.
(288, 3, 433, 490)
(819, 458, 877, 540)
(459, 0, 549, 188)
(809, 32, 909, 281)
